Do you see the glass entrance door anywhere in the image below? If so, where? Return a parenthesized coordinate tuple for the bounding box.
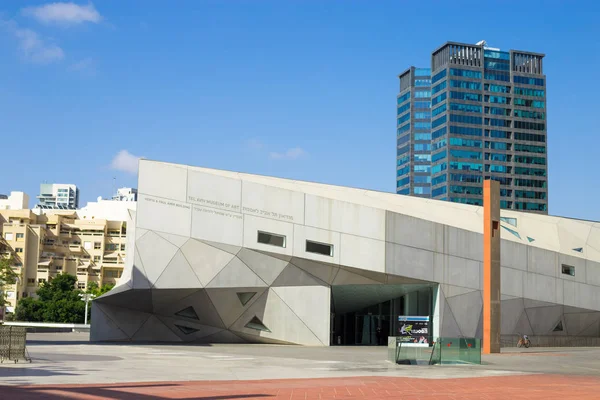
(355, 315, 380, 345)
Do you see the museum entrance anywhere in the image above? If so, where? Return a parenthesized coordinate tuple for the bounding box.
(330, 284, 434, 346)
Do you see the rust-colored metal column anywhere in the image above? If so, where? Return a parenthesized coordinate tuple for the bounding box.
(483, 180, 501, 354)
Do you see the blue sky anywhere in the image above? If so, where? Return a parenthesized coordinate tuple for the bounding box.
(1, 1, 599, 220)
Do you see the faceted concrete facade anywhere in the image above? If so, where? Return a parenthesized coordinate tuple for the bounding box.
(91, 160, 600, 345)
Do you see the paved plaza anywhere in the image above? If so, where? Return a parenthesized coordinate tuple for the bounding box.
(1, 333, 600, 398)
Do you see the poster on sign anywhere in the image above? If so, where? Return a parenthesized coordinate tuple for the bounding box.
(398, 316, 430, 347)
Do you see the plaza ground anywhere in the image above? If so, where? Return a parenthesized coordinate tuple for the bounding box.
(1, 332, 600, 398)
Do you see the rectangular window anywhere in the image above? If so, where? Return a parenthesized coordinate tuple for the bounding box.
(84, 241, 92, 250)
(27, 278, 35, 284)
(431, 81, 447, 94)
(397, 177, 410, 187)
(432, 69, 447, 83)
(397, 155, 409, 166)
(415, 68, 431, 77)
(450, 137, 482, 147)
(94, 255, 101, 262)
(94, 242, 101, 250)
(414, 112, 431, 120)
(414, 133, 431, 141)
(120, 244, 126, 251)
(514, 132, 545, 142)
(432, 186, 447, 197)
(486, 84, 511, 93)
(257, 231, 286, 248)
(397, 113, 410, 125)
(449, 80, 481, 90)
(432, 103, 446, 117)
(450, 103, 482, 113)
(514, 110, 545, 120)
(432, 92, 447, 106)
(431, 162, 448, 174)
(484, 50, 510, 60)
(514, 76, 544, 86)
(15, 248, 23, 253)
(16, 233, 24, 240)
(397, 92, 410, 105)
(432, 115, 447, 128)
(397, 188, 409, 195)
(450, 91, 482, 102)
(414, 122, 431, 130)
(449, 114, 482, 125)
(432, 174, 447, 185)
(513, 87, 544, 97)
(432, 150, 447, 163)
(414, 90, 432, 98)
(449, 68, 482, 79)
(413, 165, 431, 173)
(397, 123, 410, 135)
(77, 282, 86, 289)
(415, 79, 431, 87)
(397, 102, 410, 115)
(306, 240, 333, 257)
(561, 264, 575, 277)
(4, 233, 13, 241)
(105, 243, 119, 251)
(484, 71, 510, 82)
(451, 149, 482, 160)
(432, 126, 447, 140)
(414, 101, 431, 109)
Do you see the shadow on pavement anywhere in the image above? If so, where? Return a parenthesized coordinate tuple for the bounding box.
(0, 382, 273, 399)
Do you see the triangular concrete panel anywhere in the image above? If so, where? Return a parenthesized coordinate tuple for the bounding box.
(153, 289, 225, 329)
(440, 299, 462, 337)
(229, 290, 269, 336)
(256, 249, 292, 263)
(338, 265, 387, 284)
(131, 315, 182, 342)
(181, 239, 236, 286)
(202, 329, 247, 343)
(564, 305, 596, 314)
(332, 268, 381, 286)
(199, 239, 242, 256)
(153, 250, 202, 289)
(132, 248, 151, 289)
(442, 284, 479, 299)
(229, 330, 294, 345)
(501, 294, 520, 301)
(155, 315, 224, 342)
(230, 289, 323, 345)
(151, 288, 199, 313)
(446, 290, 482, 337)
(523, 298, 558, 309)
(290, 257, 339, 284)
(501, 298, 525, 335)
(272, 286, 330, 345)
(156, 232, 190, 248)
(90, 303, 130, 342)
(565, 312, 600, 336)
(136, 231, 179, 285)
(513, 310, 534, 336)
(272, 263, 327, 287)
(205, 287, 268, 328)
(94, 303, 151, 339)
(94, 288, 153, 313)
(135, 228, 149, 240)
(579, 319, 600, 337)
(237, 248, 289, 285)
(525, 306, 564, 335)
(207, 257, 268, 288)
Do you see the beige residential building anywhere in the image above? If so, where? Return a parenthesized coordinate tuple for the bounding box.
(0, 208, 130, 313)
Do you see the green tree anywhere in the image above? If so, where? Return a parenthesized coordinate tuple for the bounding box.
(0, 242, 19, 308)
(13, 273, 86, 323)
(86, 282, 115, 297)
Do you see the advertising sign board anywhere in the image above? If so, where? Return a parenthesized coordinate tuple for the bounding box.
(398, 316, 430, 347)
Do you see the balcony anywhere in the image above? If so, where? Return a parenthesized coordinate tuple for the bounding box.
(68, 244, 82, 253)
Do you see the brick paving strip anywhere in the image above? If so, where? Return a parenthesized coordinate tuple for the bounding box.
(1, 375, 600, 399)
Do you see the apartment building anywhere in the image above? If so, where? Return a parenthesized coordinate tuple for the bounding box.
(0, 209, 129, 313)
(36, 183, 80, 210)
(0, 192, 29, 211)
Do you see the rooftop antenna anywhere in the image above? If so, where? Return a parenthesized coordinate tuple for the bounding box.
(112, 177, 116, 198)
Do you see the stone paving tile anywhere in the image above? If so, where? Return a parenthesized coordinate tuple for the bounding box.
(1, 375, 600, 399)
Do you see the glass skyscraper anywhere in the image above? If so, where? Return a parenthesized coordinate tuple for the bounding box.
(396, 41, 548, 214)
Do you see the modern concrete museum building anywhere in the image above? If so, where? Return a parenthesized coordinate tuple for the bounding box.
(91, 160, 600, 346)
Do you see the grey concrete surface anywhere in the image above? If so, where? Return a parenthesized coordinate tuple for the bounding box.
(1, 333, 600, 386)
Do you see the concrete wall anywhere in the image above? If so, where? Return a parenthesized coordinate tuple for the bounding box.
(91, 160, 600, 345)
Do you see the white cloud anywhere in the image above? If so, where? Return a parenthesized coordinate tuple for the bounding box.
(110, 150, 142, 174)
(269, 147, 307, 160)
(13, 27, 65, 64)
(69, 57, 96, 75)
(22, 2, 102, 26)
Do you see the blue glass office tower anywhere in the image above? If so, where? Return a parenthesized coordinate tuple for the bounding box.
(396, 67, 432, 197)
(396, 41, 548, 214)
